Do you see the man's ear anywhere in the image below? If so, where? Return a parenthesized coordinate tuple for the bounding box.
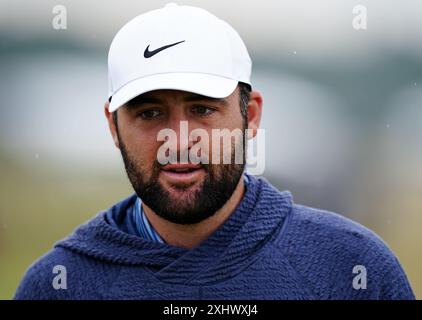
(246, 90, 263, 139)
(104, 101, 120, 149)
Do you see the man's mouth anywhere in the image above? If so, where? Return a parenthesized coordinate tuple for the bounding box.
(160, 164, 205, 184)
(161, 163, 202, 171)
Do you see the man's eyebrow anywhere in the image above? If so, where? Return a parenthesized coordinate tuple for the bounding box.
(126, 96, 162, 107)
(183, 93, 228, 106)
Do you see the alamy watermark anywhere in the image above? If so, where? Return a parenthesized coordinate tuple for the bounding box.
(52, 5, 67, 30)
(352, 5, 367, 30)
(156, 121, 265, 175)
(52, 264, 67, 290)
(352, 265, 367, 290)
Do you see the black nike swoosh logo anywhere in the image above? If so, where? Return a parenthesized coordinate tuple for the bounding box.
(143, 40, 185, 58)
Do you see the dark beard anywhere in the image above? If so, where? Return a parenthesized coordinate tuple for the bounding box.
(117, 134, 246, 225)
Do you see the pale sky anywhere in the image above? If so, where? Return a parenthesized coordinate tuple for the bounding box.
(1, 0, 421, 63)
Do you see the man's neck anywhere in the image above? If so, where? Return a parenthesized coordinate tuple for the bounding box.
(142, 176, 246, 250)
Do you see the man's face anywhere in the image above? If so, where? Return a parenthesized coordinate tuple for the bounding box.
(112, 87, 247, 224)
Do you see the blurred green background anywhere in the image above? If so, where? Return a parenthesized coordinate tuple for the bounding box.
(1, 0, 421, 299)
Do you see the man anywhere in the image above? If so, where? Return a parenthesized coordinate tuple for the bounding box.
(15, 3, 414, 300)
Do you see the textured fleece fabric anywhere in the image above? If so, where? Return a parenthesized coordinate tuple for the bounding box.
(14, 174, 415, 300)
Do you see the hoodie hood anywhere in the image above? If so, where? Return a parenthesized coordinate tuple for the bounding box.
(55, 174, 293, 285)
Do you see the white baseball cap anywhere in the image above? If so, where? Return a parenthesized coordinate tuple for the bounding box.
(107, 3, 252, 112)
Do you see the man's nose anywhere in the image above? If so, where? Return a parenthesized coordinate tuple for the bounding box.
(165, 116, 201, 162)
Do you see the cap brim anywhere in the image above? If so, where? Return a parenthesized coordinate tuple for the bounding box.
(108, 73, 238, 112)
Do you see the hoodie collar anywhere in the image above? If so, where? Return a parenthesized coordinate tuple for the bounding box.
(55, 174, 293, 285)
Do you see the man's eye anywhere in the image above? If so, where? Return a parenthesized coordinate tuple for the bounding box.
(138, 110, 161, 119)
(192, 105, 215, 116)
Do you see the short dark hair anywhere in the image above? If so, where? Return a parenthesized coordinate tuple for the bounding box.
(112, 82, 251, 129)
(238, 82, 251, 128)
(112, 107, 118, 129)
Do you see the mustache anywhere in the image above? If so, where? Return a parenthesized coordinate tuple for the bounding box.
(152, 161, 211, 171)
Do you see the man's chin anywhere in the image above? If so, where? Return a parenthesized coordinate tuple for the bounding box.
(159, 177, 203, 198)
(153, 184, 206, 224)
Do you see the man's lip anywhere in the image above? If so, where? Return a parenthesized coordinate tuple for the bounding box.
(161, 164, 202, 171)
(159, 165, 205, 184)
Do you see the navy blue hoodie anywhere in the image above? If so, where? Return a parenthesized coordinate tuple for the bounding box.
(14, 175, 415, 299)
